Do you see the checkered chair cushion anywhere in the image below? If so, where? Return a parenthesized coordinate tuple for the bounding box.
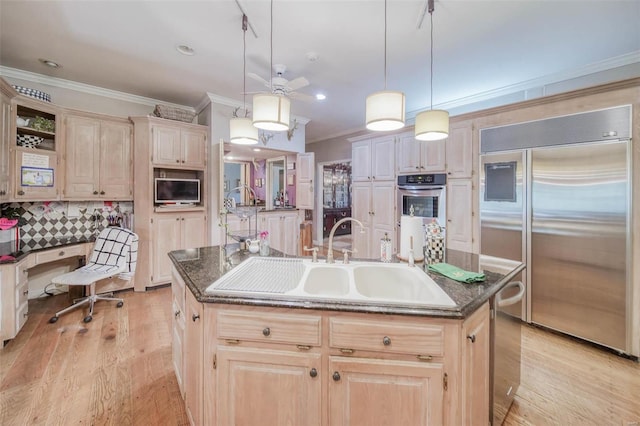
(52, 227, 138, 285)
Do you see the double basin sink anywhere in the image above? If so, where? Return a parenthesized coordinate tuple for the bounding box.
(205, 257, 456, 308)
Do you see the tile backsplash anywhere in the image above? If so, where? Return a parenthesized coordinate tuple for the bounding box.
(2, 201, 134, 243)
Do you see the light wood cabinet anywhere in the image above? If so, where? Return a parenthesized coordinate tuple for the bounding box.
(259, 210, 300, 256)
(447, 179, 474, 252)
(351, 136, 395, 182)
(152, 212, 206, 285)
(329, 356, 444, 425)
(152, 124, 206, 169)
(0, 258, 29, 342)
(352, 180, 395, 259)
(0, 85, 12, 201)
(13, 149, 58, 200)
(296, 152, 315, 210)
(63, 113, 132, 200)
(185, 288, 203, 426)
(446, 121, 473, 179)
(171, 266, 186, 398)
(397, 132, 446, 174)
(132, 116, 209, 291)
(461, 302, 491, 425)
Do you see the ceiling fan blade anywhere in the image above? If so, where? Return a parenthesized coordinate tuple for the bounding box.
(247, 72, 270, 88)
(286, 77, 309, 91)
(289, 91, 316, 102)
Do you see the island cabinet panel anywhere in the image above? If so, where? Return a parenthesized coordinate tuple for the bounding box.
(217, 310, 321, 346)
(216, 346, 322, 426)
(328, 356, 444, 426)
(185, 289, 203, 426)
(461, 302, 490, 425)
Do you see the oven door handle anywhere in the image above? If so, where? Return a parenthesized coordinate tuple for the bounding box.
(398, 186, 445, 192)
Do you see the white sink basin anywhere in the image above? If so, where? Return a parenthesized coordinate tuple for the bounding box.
(206, 257, 456, 308)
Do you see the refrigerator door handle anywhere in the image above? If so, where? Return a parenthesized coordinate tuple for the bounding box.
(497, 281, 525, 308)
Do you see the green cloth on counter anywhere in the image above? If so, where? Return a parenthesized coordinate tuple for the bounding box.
(428, 263, 486, 283)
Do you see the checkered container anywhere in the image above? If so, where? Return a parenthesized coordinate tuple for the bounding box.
(424, 219, 445, 264)
(17, 134, 44, 148)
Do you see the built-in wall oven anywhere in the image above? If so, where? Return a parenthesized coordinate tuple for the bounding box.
(397, 174, 447, 243)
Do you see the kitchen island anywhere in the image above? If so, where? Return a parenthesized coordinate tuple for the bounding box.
(169, 245, 524, 425)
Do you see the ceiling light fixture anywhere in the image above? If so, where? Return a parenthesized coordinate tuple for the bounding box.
(230, 14, 259, 145)
(252, 0, 290, 132)
(176, 45, 195, 56)
(415, 0, 449, 141)
(365, 0, 405, 132)
(315, 93, 326, 101)
(39, 58, 61, 68)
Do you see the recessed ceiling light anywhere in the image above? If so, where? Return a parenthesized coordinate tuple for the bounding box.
(315, 93, 326, 101)
(252, 148, 261, 152)
(176, 45, 195, 56)
(39, 58, 61, 68)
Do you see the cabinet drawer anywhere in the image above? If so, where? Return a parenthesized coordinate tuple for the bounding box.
(329, 318, 445, 357)
(217, 311, 321, 347)
(16, 301, 29, 331)
(16, 262, 29, 286)
(16, 281, 29, 307)
(35, 244, 85, 265)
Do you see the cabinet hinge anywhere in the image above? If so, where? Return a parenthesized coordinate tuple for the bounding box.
(443, 372, 448, 391)
(150, 218, 153, 224)
(213, 354, 217, 369)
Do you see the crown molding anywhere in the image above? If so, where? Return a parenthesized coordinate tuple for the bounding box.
(0, 66, 195, 111)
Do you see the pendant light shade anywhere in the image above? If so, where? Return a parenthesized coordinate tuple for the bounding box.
(365, 90, 406, 131)
(230, 117, 259, 145)
(415, 109, 449, 141)
(252, 94, 290, 131)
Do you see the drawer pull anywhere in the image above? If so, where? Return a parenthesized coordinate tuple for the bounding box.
(332, 371, 341, 381)
(339, 348, 354, 355)
(296, 345, 311, 351)
(467, 334, 476, 343)
(416, 355, 433, 362)
(192, 313, 200, 322)
(262, 327, 271, 337)
(309, 368, 318, 378)
(225, 339, 240, 345)
(382, 336, 391, 346)
(59, 251, 65, 256)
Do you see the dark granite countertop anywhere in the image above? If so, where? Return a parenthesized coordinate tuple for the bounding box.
(169, 245, 525, 319)
(0, 235, 95, 264)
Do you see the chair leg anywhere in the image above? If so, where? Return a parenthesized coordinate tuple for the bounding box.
(49, 283, 125, 324)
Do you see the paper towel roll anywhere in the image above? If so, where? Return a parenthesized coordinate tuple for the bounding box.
(399, 215, 424, 261)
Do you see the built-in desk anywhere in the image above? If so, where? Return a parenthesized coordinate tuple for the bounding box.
(0, 235, 132, 343)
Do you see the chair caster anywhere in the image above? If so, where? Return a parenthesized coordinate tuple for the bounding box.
(117, 301, 124, 308)
(83, 315, 93, 323)
(49, 316, 58, 324)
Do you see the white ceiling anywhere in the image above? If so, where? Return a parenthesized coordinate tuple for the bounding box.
(1, 1, 639, 143)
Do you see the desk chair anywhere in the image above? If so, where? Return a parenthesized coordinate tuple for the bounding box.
(49, 227, 138, 324)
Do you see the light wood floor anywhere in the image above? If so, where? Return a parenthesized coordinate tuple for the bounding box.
(1, 287, 639, 425)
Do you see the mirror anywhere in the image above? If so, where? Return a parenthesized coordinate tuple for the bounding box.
(221, 143, 296, 211)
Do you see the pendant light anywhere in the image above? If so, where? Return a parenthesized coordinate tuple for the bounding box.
(365, 0, 405, 132)
(252, 0, 290, 132)
(415, 0, 449, 141)
(230, 14, 258, 145)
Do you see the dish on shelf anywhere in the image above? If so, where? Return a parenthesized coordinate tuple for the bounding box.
(17, 134, 45, 148)
(16, 117, 31, 127)
(12, 85, 52, 103)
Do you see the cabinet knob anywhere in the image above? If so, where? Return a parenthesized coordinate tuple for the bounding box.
(309, 368, 318, 378)
(181, 160, 185, 163)
(262, 327, 271, 337)
(467, 334, 476, 343)
(176, 218, 180, 221)
(332, 371, 341, 382)
(174, 310, 180, 318)
(176, 160, 180, 163)
(100, 191, 105, 195)
(58, 251, 65, 256)
(23, 289, 29, 296)
(192, 313, 200, 322)
(93, 191, 99, 195)
(382, 336, 391, 346)
(18, 190, 25, 195)
(416, 166, 420, 170)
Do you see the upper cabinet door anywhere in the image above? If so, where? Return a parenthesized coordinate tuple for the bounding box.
(100, 121, 132, 199)
(181, 129, 206, 169)
(371, 136, 395, 181)
(0, 92, 12, 201)
(421, 139, 446, 173)
(13, 150, 58, 200)
(351, 140, 371, 182)
(446, 123, 473, 179)
(296, 152, 314, 210)
(152, 125, 182, 166)
(397, 133, 422, 174)
(64, 115, 101, 198)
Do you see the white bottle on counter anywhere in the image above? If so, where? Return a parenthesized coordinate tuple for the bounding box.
(380, 232, 392, 262)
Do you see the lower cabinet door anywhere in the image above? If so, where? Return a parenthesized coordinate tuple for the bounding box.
(217, 346, 321, 426)
(329, 356, 444, 426)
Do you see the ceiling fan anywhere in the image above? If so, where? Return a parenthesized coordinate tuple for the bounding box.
(247, 64, 314, 101)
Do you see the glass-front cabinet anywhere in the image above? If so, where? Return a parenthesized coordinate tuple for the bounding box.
(322, 162, 352, 237)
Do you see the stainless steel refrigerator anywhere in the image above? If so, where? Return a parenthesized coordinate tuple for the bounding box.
(480, 105, 632, 423)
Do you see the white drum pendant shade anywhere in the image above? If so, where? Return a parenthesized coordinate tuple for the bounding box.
(252, 94, 290, 131)
(415, 109, 449, 141)
(365, 90, 406, 131)
(230, 117, 259, 145)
